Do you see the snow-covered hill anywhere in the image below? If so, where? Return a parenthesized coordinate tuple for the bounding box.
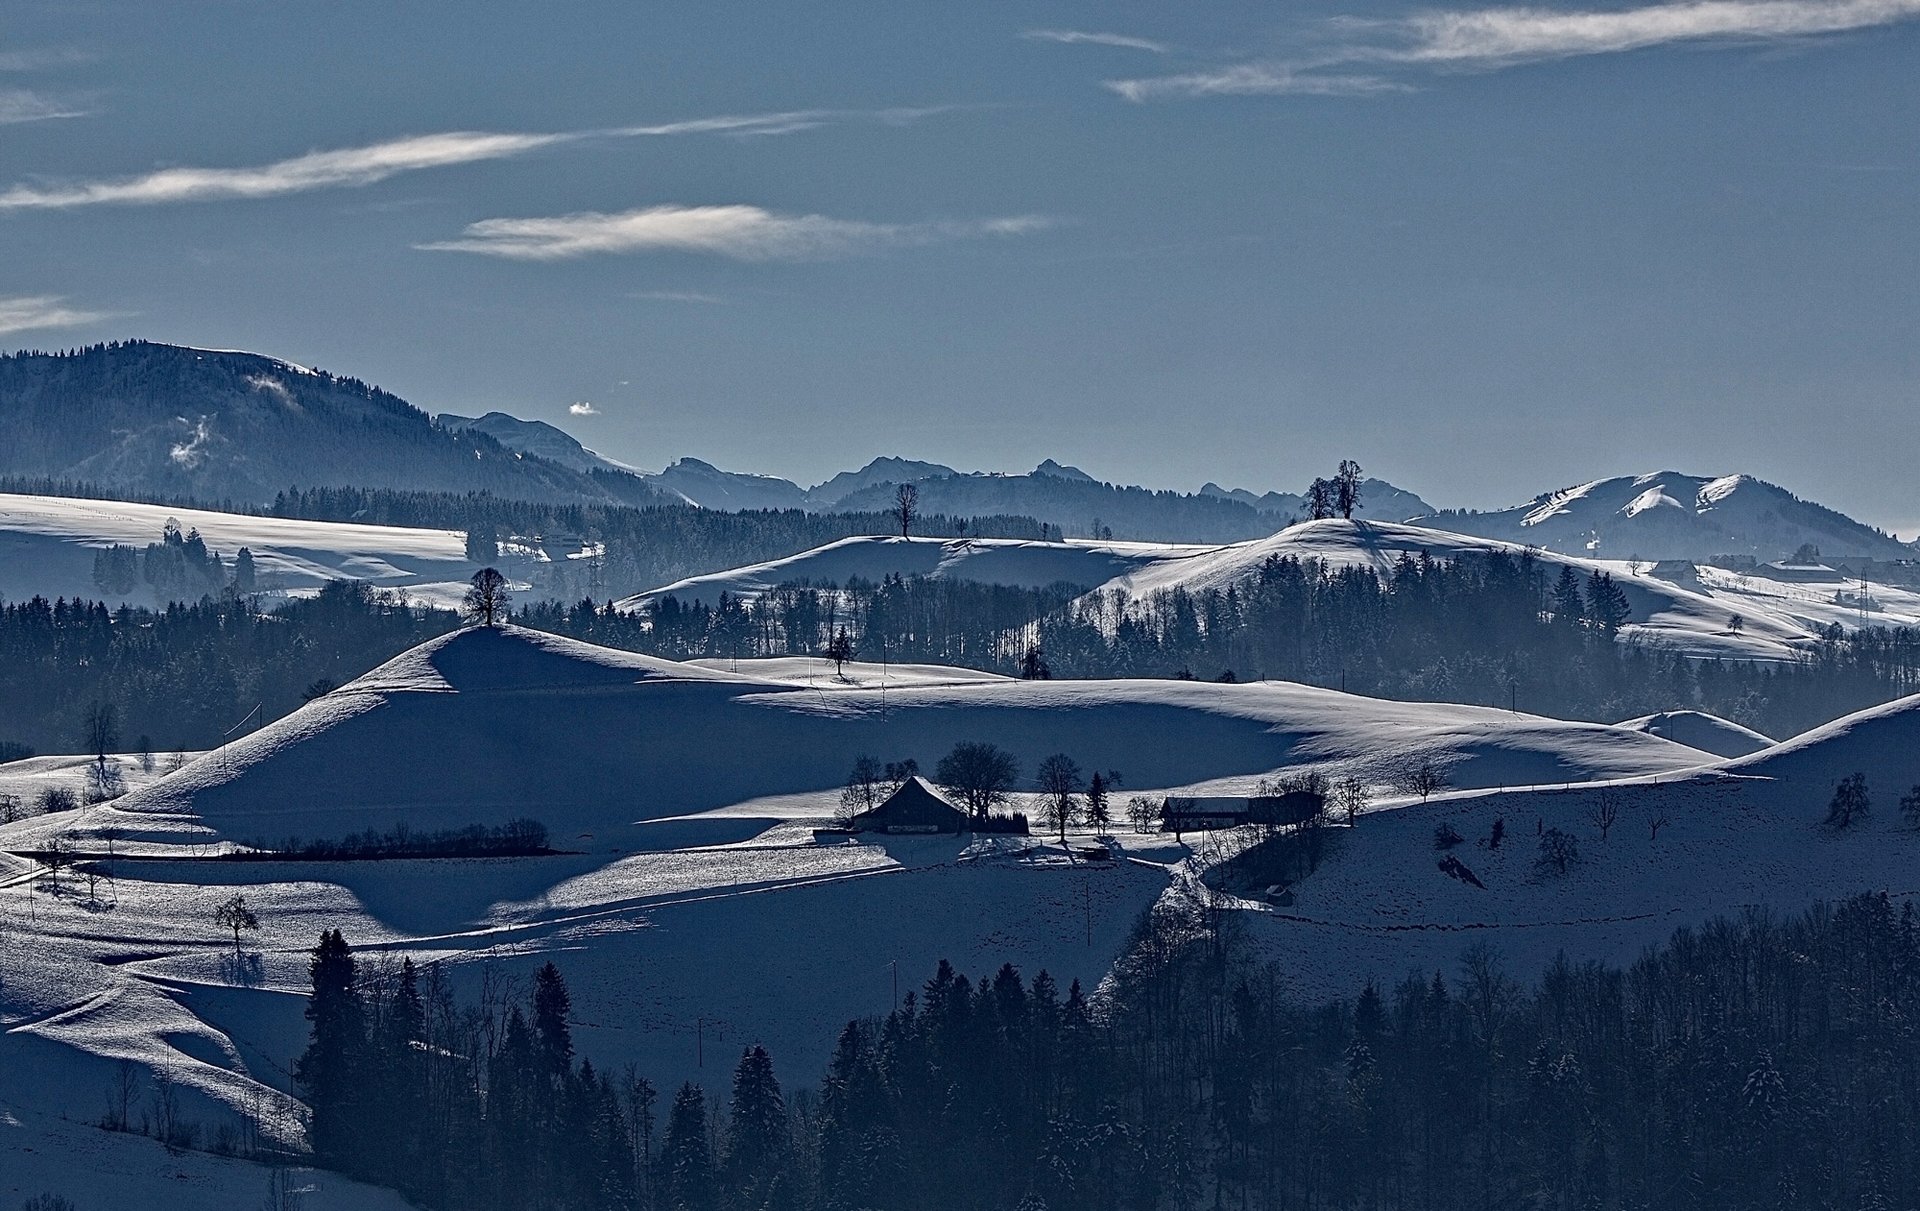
(1425, 471, 1916, 562)
(1613, 710, 1773, 758)
(1223, 691, 1920, 1002)
(618, 534, 1212, 609)
(0, 491, 477, 608)
(623, 521, 1920, 662)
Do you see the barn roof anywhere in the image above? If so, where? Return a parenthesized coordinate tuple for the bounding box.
(855, 775, 968, 831)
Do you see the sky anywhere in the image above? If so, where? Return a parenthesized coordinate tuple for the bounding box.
(2, 1, 1916, 534)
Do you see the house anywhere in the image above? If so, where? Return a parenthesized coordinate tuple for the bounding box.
(1759, 560, 1839, 583)
(852, 776, 969, 835)
(1161, 790, 1328, 833)
(1160, 796, 1250, 832)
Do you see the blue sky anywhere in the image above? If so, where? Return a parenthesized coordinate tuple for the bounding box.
(3, 1, 1916, 532)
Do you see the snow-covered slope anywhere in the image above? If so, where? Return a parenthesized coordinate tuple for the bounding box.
(1426, 471, 1915, 562)
(618, 534, 1212, 609)
(438, 410, 642, 477)
(628, 520, 1917, 662)
(1613, 710, 1772, 758)
(0, 491, 477, 608)
(78, 624, 1711, 850)
(1223, 691, 1920, 1002)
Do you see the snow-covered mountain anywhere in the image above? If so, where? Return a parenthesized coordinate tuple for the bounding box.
(646, 457, 811, 511)
(437, 410, 641, 478)
(0, 342, 667, 507)
(1425, 471, 1916, 562)
(1200, 477, 1434, 523)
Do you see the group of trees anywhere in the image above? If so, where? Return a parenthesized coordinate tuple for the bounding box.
(281, 886, 1920, 1211)
(89, 520, 258, 602)
(1305, 459, 1367, 521)
(0, 583, 457, 753)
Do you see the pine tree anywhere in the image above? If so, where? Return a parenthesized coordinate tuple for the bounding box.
(661, 1082, 715, 1211)
(294, 929, 366, 1168)
(725, 1045, 788, 1203)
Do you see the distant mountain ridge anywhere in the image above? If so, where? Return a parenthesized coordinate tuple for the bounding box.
(1424, 471, 1916, 562)
(0, 342, 668, 506)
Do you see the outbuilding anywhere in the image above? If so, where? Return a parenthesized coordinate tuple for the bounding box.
(852, 776, 969, 835)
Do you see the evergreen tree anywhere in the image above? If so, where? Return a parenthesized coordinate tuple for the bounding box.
(661, 1082, 714, 1211)
(725, 1045, 788, 1203)
(295, 929, 366, 1167)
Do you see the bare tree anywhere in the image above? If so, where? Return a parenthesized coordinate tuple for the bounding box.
(892, 482, 919, 538)
(1334, 775, 1371, 824)
(1334, 459, 1364, 520)
(83, 701, 119, 787)
(1397, 756, 1448, 803)
(1306, 478, 1338, 522)
(1825, 772, 1871, 829)
(1036, 753, 1086, 844)
(838, 755, 884, 827)
(213, 893, 260, 951)
(935, 741, 1020, 825)
(1125, 794, 1158, 835)
(1902, 784, 1920, 829)
(104, 1057, 141, 1132)
(462, 567, 510, 627)
(1586, 790, 1621, 841)
(1647, 807, 1672, 842)
(1534, 828, 1581, 877)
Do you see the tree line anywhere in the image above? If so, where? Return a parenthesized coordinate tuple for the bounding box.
(272, 881, 1920, 1211)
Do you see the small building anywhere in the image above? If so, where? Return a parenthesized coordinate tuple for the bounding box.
(1161, 796, 1251, 832)
(1759, 560, 1838, 583)
(852, 776, 969, 835)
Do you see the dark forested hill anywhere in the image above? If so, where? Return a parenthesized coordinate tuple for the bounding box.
(0, 341, 668, 506)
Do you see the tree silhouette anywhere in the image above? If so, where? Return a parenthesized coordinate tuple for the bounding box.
(213, 893, 260, 951)
(462, 567, 510, 626)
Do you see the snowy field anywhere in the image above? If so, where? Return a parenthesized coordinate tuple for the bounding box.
(0, 623, 1753, 1202)
(1225, 691, 1920, 1003)
(0, 491, 476, 609)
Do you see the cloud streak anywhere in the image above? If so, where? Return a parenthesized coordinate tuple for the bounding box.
(419, 204, 1051, 262)
(1023, 29, 1170, 53)
(1112, 0, 1920, 99)
(0, 108, 955, 210)
(0, 294, 116, 336)
(0, 87, 88, 124)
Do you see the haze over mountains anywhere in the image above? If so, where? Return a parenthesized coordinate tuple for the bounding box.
(2, 341, 1914, 563)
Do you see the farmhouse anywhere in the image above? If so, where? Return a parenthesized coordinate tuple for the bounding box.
(852, 776, 969, 835)
(1161, 790, 1327, 833)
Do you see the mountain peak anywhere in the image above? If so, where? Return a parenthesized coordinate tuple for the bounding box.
(1033, 459, 1096, 482)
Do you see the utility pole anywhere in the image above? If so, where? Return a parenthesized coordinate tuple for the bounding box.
(697, 1016, 703, 1069)
(891, 960, 898, 1012)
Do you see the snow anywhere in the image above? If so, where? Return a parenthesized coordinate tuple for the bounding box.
(1212, 690, 1920, 1004)
(0, 492, 475, 608)
(619, 534, 1211, 609)
(621, 520, 1914, 663)
(0, 624, 1730, 1191)
(1612, 710, 1772, 758)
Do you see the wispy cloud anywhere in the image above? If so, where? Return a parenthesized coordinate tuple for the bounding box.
(0, 47, 96, 72)
(1112, 0, 1920, 99)
(629, 289, 729, 303)
(568, 401, 600, 416)
(419, 204, 1052, 262)
(0, 107, 956, 210)
(1023, 29, 1171, 53)
(0, 87, 89, 124)
(0, 294, 116, 336)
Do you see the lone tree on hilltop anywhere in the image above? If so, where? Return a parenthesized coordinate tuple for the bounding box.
(1825, 773, 1871, 829)
(935, 741, 1020, 825)
(463, 567, 510, 627)
(892, 482, 919, 539)
(83, 700, 119, 774)
(213, 893, 260, 951)
(1037, 753, 1085, 844)
(1307, 478, 1338, 521)
(1334, 459, 1364, 520)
